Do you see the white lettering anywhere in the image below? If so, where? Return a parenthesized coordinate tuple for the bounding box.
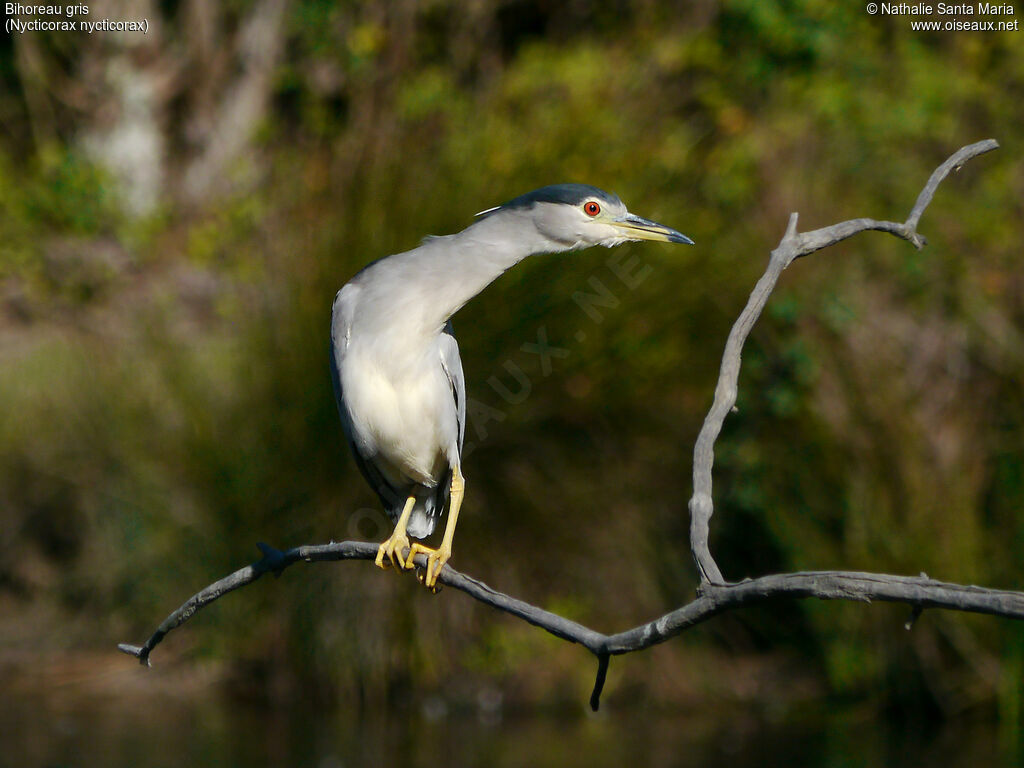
(978, 3, 1015, 13)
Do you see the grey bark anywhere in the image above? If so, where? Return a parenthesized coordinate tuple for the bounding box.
(121, 140, 1015, 711)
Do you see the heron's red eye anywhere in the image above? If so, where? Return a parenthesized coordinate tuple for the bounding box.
(584, 201, 601, 216)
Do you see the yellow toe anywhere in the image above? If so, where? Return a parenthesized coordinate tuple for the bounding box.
(376, 532, 412, 572)
(408, 543, 451, 588)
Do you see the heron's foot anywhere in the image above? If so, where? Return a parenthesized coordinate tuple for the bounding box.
(375, 531, 412, 571)
(407, 542, 451, 589)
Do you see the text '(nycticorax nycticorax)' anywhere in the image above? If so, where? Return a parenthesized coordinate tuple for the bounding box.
(331, 184, 692, 588)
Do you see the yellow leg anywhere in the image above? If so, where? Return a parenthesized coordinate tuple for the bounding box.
(408, 466, 464, 589)
(374, 495, 416, 571)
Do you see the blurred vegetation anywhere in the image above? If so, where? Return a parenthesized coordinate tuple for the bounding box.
(1, 0, 1022, 726)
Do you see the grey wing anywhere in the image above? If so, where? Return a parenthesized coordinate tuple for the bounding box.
(439, 320, 466, 456)
(419, 319, 466, 531)
(330, 285, 404, 515)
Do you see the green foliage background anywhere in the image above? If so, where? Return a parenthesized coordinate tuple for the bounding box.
(1, 0, 1022, 722)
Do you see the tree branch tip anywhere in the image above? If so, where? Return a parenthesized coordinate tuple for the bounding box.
(905, 605, 924, 631)
(590, 653, 610, 712)
(964, 138, 999, 159)
(785, 212, 799, 238)
(117, 643, 151, 667)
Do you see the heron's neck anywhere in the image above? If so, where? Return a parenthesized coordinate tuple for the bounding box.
(400, 210, 568, 331)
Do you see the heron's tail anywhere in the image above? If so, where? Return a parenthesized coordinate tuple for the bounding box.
(405, 479, 451, 539)
(406, 505, 435, 539)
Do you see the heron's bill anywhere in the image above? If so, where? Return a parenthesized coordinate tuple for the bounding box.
(611, 213, 694, 244)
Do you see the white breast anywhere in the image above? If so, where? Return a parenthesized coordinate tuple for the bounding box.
(341, 342, 450, 488)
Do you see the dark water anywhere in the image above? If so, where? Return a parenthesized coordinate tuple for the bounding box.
(3, 686, 1020, 768)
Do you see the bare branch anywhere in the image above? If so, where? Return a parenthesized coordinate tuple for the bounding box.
(687, 139, 999, 584)
(120, 539, 1024, 710)
(120, 140, 1013, 712)
(905, 139, 999, 231)
(119, 542, 608, 666)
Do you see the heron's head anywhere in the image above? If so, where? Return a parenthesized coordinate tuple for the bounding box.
(477, 184, 693, 251)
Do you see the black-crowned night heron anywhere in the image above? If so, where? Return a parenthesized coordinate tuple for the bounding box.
(330, 184, 692, 588)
